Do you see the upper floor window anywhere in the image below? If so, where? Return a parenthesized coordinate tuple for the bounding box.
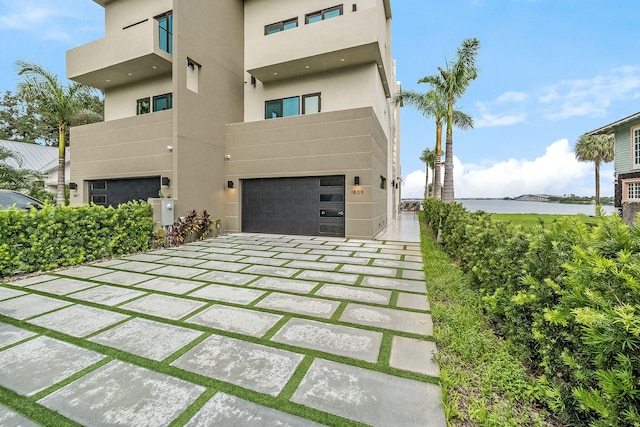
(265, 18, 298, 35)
(153, 93, 173, 112)
(266, 96, 299, 119)
(633, 127, 640, 167)
(266, 93, 321, 119)
(137, 98, 150, 115)
(306, 5, 343, 24)
(155, 11, 173, 54)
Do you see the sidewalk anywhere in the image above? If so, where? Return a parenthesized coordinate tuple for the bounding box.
(0, 232, 443, 426)
(375, 211, 422, 243)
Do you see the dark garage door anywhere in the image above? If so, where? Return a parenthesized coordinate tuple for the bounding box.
(88, 176, 160, 207)
(242, 176, 345, 237)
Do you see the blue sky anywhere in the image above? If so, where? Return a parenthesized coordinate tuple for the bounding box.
(1, 0, 639, 198)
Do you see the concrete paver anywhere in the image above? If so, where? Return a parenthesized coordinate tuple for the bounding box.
(185, 392, 325, 427)
(292, 358, 445, 426)
(39, 360, 204, 427)
(0, 222, 444, 426)
(172, 334, 304, 396)
(0, 336, 104, 396)
(89, 317, 203, 361)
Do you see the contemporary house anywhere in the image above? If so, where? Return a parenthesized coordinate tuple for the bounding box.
(66, 0, 401, 239)
(0, 139, 69, 193)
(587, 111, 640, 223)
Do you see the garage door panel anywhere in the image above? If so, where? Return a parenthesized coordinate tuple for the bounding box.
(242, 176, 344, 237)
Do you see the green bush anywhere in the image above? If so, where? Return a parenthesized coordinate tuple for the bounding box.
(0, 200, 153, 277)
(425, 199, 640, 426)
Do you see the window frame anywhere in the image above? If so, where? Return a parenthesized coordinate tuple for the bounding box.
(632, 125, 640, 168)
(137, 97, 150, 115)
(155, 11, 173, 54)
(265, 96, 300, 119)
(624, 179, 640, 202)
(90, 181, 107, 191)
(302, 93, 321, 115)
(265, 17, 298, 35)
(91, 195, 107, 206)
(305, 5, 343, 24)
(153, 93, 173, 112)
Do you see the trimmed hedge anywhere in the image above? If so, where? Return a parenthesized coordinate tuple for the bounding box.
(423, 199, 640, 426)
(0, 201, 153, 277)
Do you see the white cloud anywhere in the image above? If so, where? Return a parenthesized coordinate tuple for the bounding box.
(475, 91, 528, 128)
(495, 91, 529, 103)
(453, 138, 593, 198)
(401, 169, 427, 199)
(538, 66, 640, 120)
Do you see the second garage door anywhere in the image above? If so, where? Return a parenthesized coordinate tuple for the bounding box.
(242, 176, 345, 237)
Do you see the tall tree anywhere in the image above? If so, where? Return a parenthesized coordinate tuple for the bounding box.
(419, 147, 435, 198)
(420, 38, 480, 202)
(574, 133, 614, 206)
(0, 146, 34, 190)
(0, 91, 40, 143)
(16, 61, 102, 205)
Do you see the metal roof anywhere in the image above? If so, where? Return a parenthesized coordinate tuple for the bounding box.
(586, 111, 640, 135)
(0, 140, 69, 173)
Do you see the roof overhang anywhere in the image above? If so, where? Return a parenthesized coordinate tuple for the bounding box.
(586, 111, 640, 135)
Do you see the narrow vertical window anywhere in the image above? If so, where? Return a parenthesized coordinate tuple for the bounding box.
(302, 93, 321, 115)
(137, 97, 150, 115)
(156, 11, 173, 54)
(634, 128, 640, 167)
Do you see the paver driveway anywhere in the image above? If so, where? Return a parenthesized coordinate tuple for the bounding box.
(0, 233, 445, 426)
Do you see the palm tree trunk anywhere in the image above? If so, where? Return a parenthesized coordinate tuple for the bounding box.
(433, 156, 442, 199)
(424, 161, 429, 198)
(442, 134, 455, 202)
(57, 124, 66, 206)
(595, 162, 600, 206)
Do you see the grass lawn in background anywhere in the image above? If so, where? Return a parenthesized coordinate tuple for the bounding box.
(490, 213, 601, 228)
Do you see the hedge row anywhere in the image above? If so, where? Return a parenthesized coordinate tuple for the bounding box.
(0, 201, 153, 277)
(423, 199, 640, 427)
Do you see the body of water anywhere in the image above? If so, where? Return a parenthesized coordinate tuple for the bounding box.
(457, 199, 617, 216)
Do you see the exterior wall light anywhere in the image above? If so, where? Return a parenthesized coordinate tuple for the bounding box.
(161, 176, 170, 186)
(227, 180, 234, 189)
(354, 176, 360, 185)
(69, 182, 77, 190)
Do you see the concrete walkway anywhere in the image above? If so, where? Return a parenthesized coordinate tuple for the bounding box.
(0, 232, 444, 426)
(375, 211, 422, 243)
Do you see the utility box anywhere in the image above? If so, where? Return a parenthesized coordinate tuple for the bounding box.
(161, 199, 175, 226)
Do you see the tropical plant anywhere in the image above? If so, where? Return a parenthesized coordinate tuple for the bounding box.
(420, 38, 480, 202)
(420, 147, 435, 198)
(0, 146, 34, 190)
(574, 133, 614, 206)
(15, 61, 102, 205)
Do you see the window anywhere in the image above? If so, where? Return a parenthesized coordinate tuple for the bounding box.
(303, 93, 321, 115)
(627, 181, 640, 200)
(380, 176, 387, 189)
(265, 96, 299, 119)
(306, 5, 343, 24)
(137, 98, 150, 115)
(155, 11, 173, 54)
(91, 181, 107, 191)
(153, 93, 173, 112)
(91, 195, 107, 206)
(265, 18, 298, 35)
(633, 127, 640, 167)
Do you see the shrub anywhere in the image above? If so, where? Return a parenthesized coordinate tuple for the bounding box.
(426, 199, 640, 426)
(0, 200, 153, 277)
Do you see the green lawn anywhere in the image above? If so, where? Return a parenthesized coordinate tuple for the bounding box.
(490, 213, 600, 227)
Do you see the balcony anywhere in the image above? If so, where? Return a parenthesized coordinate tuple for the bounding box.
(246, 6, 391, 95)
(67, 19, 172, 90)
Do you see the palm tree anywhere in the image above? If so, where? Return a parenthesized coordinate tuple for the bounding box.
(15, 60, 100, 205)
(574, 133, 614, 206)
(420, 38, 480, 202)
(420, 147, 435, 198)
(0, 146, 33, 190)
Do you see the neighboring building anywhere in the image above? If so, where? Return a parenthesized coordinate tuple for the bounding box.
(0, 139, 70, 192)
(587, 111, 640, 223)
(66, 0, 401, 239)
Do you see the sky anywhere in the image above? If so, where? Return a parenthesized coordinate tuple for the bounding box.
(0, 0, 639, 199)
